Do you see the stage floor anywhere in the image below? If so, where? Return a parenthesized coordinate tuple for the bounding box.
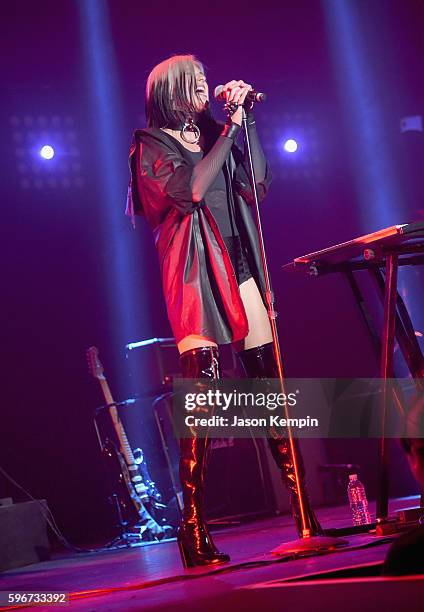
(1, 496, 423, 611)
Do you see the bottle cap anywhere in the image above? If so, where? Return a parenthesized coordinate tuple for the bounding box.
(349, 474, 358, 481)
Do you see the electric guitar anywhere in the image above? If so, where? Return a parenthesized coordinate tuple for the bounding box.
(87, 346, 152, 509)
(87, 347, 173, 539)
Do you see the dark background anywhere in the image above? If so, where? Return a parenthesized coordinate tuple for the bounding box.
(1, 0, 423, 543)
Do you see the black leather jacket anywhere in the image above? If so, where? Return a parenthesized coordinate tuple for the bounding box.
(126, 126, 271, 344)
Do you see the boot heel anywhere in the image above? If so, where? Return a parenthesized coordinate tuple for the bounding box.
(177, 525, 231, 568)
(177, 538, 194, 568)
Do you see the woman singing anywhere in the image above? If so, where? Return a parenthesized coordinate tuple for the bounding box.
(127, 54, 322, 568)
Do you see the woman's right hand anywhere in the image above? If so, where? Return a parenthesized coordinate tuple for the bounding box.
(221, 80, 253, 126)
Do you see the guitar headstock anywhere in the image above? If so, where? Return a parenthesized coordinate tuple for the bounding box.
(87, 346, 105, 380)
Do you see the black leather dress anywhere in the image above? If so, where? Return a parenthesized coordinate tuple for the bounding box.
(184, 149, 253, 286)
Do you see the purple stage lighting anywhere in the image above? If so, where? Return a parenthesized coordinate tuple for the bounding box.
(283, 139, 298, 153)
(40, 145, 54, 159)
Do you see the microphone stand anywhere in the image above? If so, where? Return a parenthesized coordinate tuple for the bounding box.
(241, 108, 346, 554)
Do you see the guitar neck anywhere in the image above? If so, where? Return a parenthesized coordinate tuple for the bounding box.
(98, 378, 136, 467)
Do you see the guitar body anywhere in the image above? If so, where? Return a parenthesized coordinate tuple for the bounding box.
(102, 437, 141, 527)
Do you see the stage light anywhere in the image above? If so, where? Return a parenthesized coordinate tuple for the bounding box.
(283, 139, 298, 153)
(40, 145, 54, 160)
(10, 114, 84, 190)
(400, 115, 423, 133)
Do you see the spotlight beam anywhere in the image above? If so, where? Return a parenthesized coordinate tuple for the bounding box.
(324, 3, 402, 229)
(78, 0, 149, 356)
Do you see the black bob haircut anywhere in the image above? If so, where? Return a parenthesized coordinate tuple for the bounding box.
(145, 54, 204, 129)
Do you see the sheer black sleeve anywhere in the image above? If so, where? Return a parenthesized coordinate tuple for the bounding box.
(128, 127, 241, 219)
(244, 113, 267, 183)
(233, 112, 272, 204)
(190, 132, 238, 202)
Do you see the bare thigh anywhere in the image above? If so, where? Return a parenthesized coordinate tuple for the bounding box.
(177, 278, 271, 354)
(233, 277, 272, 351)
(177, 334, 217, 355)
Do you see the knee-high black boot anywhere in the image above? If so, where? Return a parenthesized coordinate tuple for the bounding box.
(236, 342, 323, 537)
(177, 346, 230, 568)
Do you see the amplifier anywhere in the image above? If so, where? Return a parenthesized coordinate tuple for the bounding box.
(152, 394, 276, 522)
(122, 338, 276, 523)
(0, 499, 50, 571)
(125, 337, 239, 397)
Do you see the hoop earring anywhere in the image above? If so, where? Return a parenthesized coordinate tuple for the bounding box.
(180, 116, 200, 144)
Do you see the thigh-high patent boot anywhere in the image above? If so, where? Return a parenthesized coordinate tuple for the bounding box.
(177, 346, 231, 567)
(236, 342, 323, 536)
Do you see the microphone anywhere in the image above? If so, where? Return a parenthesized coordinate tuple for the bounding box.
(214, 85, 267, 103)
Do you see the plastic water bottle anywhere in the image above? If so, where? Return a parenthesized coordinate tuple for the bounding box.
(347, 474, 372, 526)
